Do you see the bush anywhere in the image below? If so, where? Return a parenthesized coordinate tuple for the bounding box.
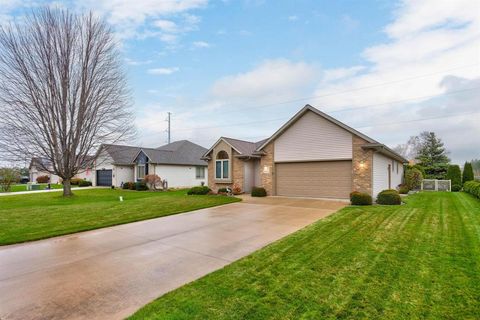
(451, 184, 462, 192)
(350, 191, 372, 205)
(251, 187, 267, 197)
(36, 175, 50, 183)
(405, 168, 423, 190)
(217, 187, 228, 193)
(78, 180, 92, 187)
(122, 182, 135, 190)
(70, 178, 83, 185)
(376, 189, 401, 205)
(398, 184, 409, 194)
(464, 181, 480, 199)
(135, 181, 149, 191)
(463, 162, 474, 183)
(446, 165, 462, 187)
(187, 186, 211, 195)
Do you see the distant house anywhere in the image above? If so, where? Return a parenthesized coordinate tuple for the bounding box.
(28, 157, 94, 184)
(203, 105, 407, 199)
(94, 140, 208, 188)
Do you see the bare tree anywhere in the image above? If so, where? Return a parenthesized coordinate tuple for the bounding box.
(0, 8, 135, 196)
(0, 167, 20, 192)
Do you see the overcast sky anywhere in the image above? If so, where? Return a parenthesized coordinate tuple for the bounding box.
(2, 0, 479, 164)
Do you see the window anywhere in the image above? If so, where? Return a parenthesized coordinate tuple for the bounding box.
(396, 162, 399, 174)
(215, 150, 229, 179)
(196, 166, 205, 179)
(137, 165, 145, 179)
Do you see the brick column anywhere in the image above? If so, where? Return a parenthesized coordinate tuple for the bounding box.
(260, 143, 275, 195)
(232, 154, 244, 191)
(352, 136, 373, 195)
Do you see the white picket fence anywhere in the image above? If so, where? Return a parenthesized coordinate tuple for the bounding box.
(421, 179, 451, 192)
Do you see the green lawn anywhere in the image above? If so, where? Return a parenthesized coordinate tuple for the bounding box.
(2, 183, 63, 193)
(0, 189, 239, 245)
(130, 192, 480, 320)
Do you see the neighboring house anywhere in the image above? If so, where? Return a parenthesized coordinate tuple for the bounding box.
(29, 157, 94, 184)
(202, 105, 407, 199)
(93, 140, 208, 188)
(29, 158, 61, 184)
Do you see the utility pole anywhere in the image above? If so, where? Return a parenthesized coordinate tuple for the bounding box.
(166, 112, 171, 144)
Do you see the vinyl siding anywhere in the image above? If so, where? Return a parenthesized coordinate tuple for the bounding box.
(274, 110, 353, 162)
(372, 153, 404, 197)
(152, 164, 207, 188)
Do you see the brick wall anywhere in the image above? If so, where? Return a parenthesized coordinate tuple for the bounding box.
(352, 135, 373, 195)
(260, 143, 275, 195)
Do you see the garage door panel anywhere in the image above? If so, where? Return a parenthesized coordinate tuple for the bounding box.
(276, 161, 352, 199)
(96, 170, 112, 186)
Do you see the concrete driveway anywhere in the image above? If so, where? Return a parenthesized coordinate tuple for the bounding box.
(0, 197, 346, 320)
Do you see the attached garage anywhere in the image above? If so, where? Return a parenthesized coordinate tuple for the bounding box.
(276, 160, 352, 199)
(96, 169, 112, 186)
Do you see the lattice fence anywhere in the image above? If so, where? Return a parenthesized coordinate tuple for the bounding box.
(421, 179, 451, 192)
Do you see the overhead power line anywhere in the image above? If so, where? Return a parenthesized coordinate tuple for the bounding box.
(173, 86, 480, 133)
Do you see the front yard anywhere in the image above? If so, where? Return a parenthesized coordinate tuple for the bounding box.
(1, 183, 63, 193)
(130, 192, 480, 319)
(0, 189, 240, 245)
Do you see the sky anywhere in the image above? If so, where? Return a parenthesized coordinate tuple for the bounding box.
(1, 0, 479, 164)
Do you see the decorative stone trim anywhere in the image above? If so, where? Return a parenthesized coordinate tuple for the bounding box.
(352, 135, 373, 195)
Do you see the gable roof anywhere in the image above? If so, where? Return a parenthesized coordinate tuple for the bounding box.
(202, 137, 267, 159)
(203, 104, 407, 163)
(101, 140, 208, 166)
(256, 104, 378, 150)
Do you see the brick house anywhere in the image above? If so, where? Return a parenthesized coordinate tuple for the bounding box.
(202, 105, 407, 199)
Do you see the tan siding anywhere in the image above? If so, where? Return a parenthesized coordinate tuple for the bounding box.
(276, 161, 352, 199)
(274, 110, 353, 162)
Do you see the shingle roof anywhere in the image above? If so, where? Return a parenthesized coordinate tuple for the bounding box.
(102, 140, 208, 166)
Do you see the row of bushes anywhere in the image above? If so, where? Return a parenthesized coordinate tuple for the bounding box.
(122, 181, 149, 191)
(350, 189, 401, 206)
(464, 181, 480, 199)
(186, 186, 268, 197)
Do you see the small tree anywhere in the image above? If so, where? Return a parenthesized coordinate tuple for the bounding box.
(0, 167, 20, 192)
(405, 168, 423, 190)
(144, 174, 162, 190)
(416, 132, 450, 167)
(463, 162, 474, 183)
(446, 165, 462, 191)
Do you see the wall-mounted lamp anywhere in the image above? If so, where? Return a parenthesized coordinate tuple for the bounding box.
(263, 165, 270, 174)
(359, 161, 365, 169)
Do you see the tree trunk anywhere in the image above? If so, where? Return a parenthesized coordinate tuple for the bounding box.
(63, 179, 73, 197)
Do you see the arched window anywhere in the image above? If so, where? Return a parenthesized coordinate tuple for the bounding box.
(215, 150, 229, 179)
(217, 150, 228, 159)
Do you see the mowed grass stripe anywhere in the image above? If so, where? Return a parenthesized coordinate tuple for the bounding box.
(129, 192, 480, 319)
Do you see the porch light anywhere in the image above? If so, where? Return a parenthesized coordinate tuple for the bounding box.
(359, 161, 365, 169)
(263, 165, 270, 174)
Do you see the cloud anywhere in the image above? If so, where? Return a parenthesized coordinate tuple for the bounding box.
(211, 59, 317, 101)
(125, 58, 153, 66)
(153, 19, 178, 33)
(75, 0, 207, 41)
(192, 40, 210, 48)
(147, 67, 180, 75)
(288, 15, 298, 21)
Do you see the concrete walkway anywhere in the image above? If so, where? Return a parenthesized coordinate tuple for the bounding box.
(0, 197, 346, 320)
(0, 186, 101, 196)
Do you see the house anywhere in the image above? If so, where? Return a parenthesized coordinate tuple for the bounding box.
(29, 158, 62, 184)
(93, 140, 208, 188)
(29, 157, 95, 184)
(202, 105, 407, 199)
